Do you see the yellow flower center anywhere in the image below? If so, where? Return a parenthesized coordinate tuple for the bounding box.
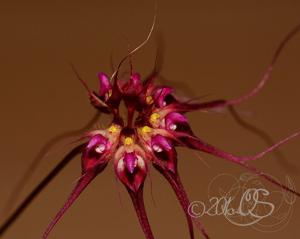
(124, 137, 134, 146)
(146, 95, 153, 104)
(150, 113, 160, 125)
(141, 126, 152, 134)
(108, 125, 118, 133)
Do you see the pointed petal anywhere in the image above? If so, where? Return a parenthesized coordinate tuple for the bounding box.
(42, 168, 104, 238)
(128, 187, 154, 239)
(153, 161, 209, 239)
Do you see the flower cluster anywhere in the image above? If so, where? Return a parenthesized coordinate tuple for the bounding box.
(41, 23, 300, 239)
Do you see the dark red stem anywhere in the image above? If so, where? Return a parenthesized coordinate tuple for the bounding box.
(0, 144, 85, 236)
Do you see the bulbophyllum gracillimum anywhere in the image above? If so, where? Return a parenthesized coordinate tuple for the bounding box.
(1, 21, 300, 239)
(44, 37, 300, 239)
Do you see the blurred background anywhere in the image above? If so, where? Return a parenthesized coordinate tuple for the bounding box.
(0, 0, 299, 238)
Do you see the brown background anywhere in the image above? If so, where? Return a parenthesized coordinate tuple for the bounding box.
(0, 0, 300, 238)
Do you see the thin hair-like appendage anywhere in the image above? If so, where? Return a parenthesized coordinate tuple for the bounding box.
(192, 23, 300, 111)
(70, 63, 110, 110)
(228, 106, 298, 172)
(110, 3, 157, 81)
(125, 37, 134, 76)
(178, 128, 300, 163)
(0, 144, 85, 237)
(3, 13, 300, 239)
(143, 31, 165, 87)
(0, 112, 101, 219)
(225, 23, 300, 106)
(184, 137, 300, 196)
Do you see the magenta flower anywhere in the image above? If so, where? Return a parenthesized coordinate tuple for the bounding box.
(42, 20, 300, 237)
(1, 22, 300, 239)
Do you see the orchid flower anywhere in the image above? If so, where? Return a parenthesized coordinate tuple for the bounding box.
(1, 21, 300, 239)
(43, 25, 300, 238)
